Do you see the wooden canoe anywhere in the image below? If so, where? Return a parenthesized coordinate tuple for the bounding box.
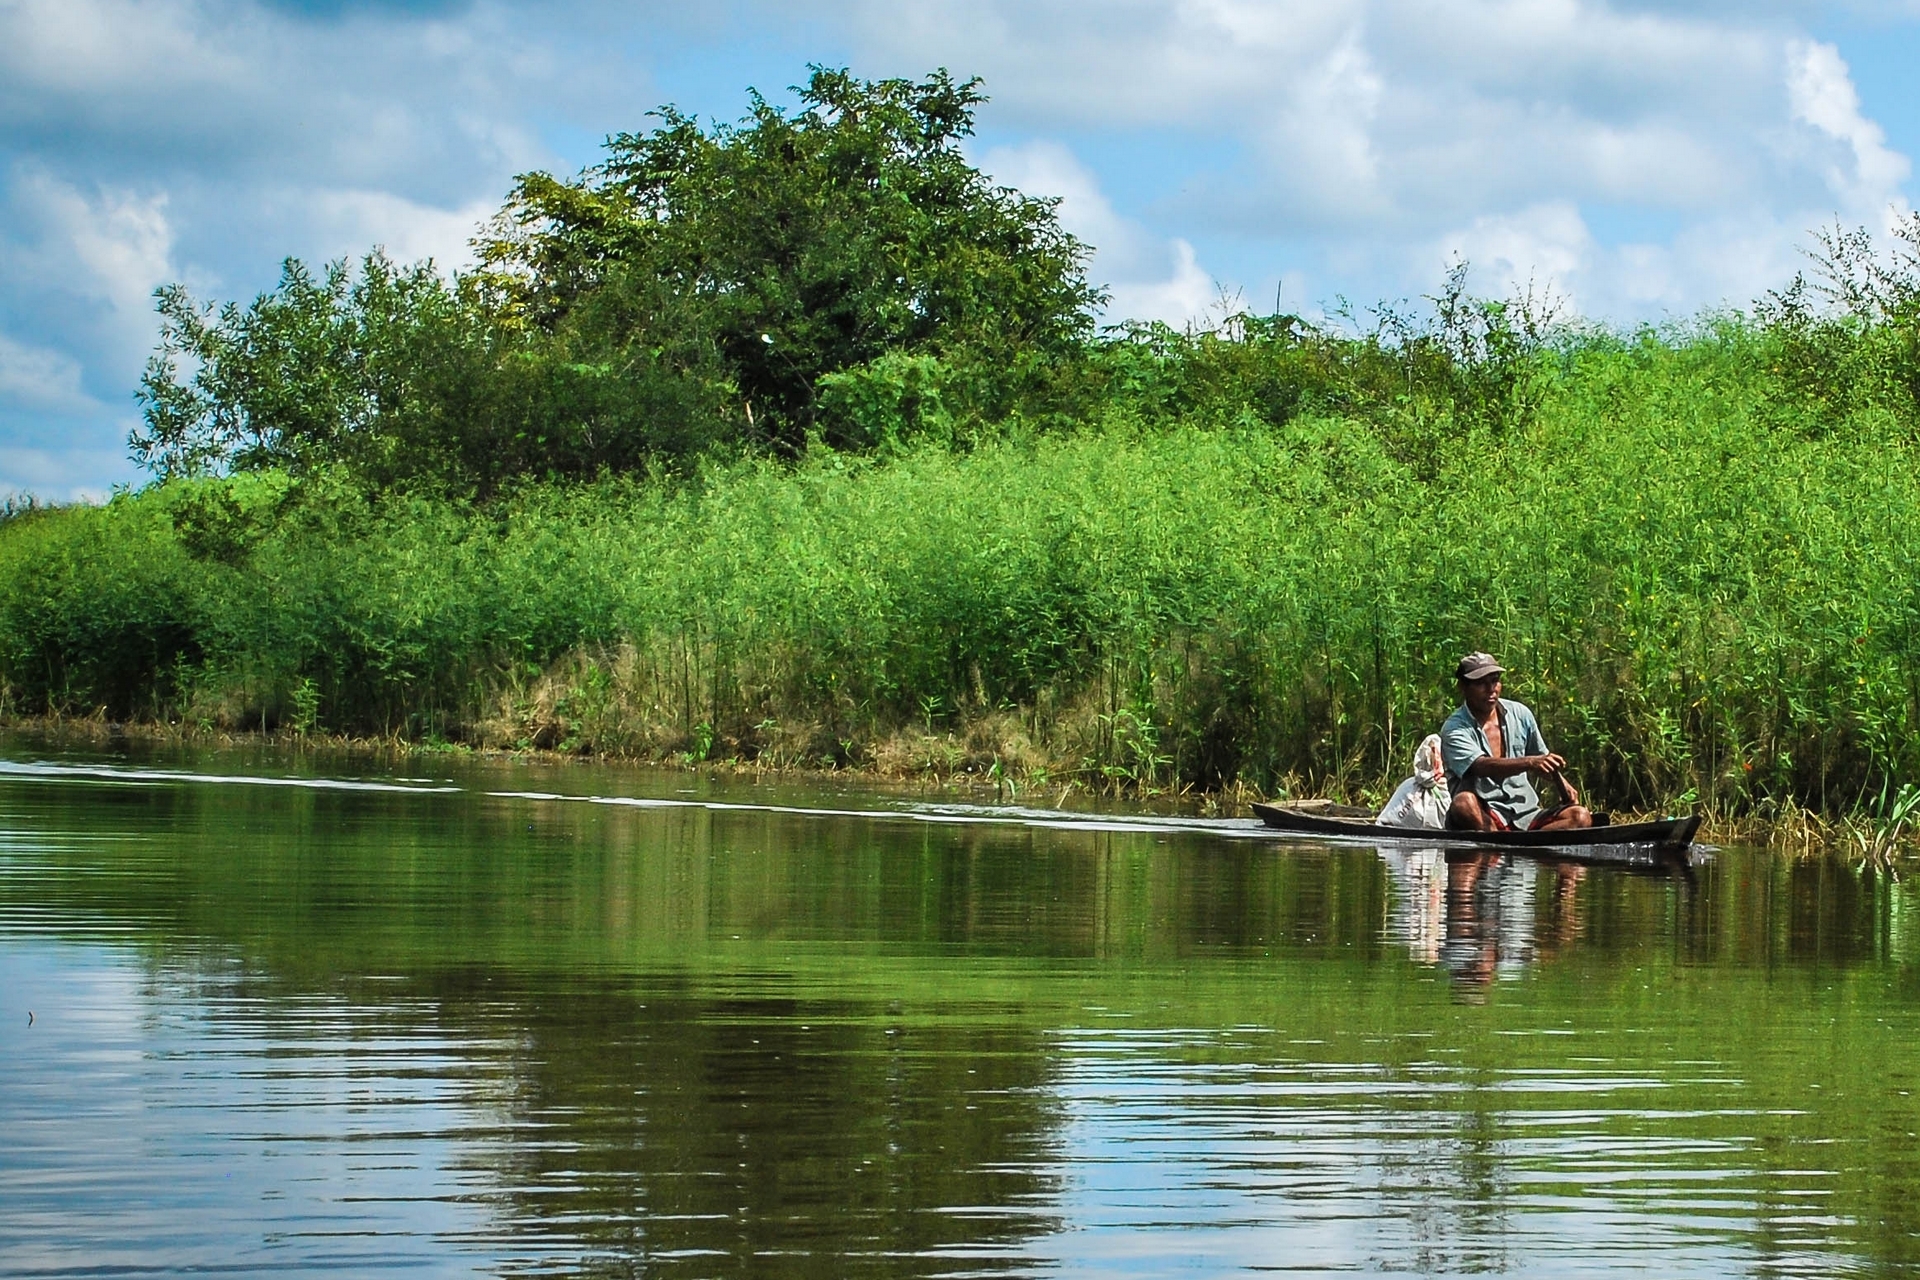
(1250, 802, 1702, 856)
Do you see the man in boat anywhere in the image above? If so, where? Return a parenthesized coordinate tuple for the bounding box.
(1440, 653, 1593, 833)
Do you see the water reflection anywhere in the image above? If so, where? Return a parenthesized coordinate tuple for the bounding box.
(8, 737, 1920, 1277)
(1378, 846, 1599, 995)
(453, 984, 1066, 1275)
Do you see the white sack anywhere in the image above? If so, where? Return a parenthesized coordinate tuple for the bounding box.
(1377, 733, 1450, 828)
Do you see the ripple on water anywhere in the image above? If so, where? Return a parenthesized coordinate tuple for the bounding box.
(1023, 1028, 1858, 1278)
(0, 743, 1914, 1278)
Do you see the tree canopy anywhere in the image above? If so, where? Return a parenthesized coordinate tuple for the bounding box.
(133, 68, 1103, 488)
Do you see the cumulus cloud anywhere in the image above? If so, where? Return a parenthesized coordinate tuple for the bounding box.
(1784, 37, 1910, 220)
(30, 174, 175, 341)
(0, 166, 178, 382)
(0, 0, 657, 303)
(0, 431, 137, 502)
(1427, 201, 1809, 320)
(1258, 28, 1388, 224)
(0, 0, 556, 196)
(0, 167, 168, 499)
(1402, 30, 1910, 316)
(827, 0, 1914, 312)
(1438, 203, 1593, 301)
(277, 188, 497, 270)
(978, 140, 1216, 325)
(0, 334, 99, 413)
(815, 0, 1358, 128)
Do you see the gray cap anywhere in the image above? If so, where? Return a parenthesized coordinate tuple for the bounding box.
(1455, 652, 1504, 681)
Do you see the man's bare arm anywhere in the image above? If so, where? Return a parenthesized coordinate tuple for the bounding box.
(1465, 753, 1568, 780)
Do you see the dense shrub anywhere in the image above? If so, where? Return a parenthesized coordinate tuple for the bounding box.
(13, 317, 1920, 816)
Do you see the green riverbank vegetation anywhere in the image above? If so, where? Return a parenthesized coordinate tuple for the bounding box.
(7, 68, 1920, 828)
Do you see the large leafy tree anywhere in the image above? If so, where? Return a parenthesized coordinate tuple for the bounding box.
(474, 65, 1103, 454)
(132, 67, 1101, 484)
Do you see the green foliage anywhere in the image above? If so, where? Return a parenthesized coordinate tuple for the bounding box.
(1070, 263, 1564, 480)
(123, 68, 1594, 498)
(132, 250, 737, 492)
(133, 253, 488, 481)
(132, 67, 1100, 487)
(81, 132, 1920, 815)
(815, 352, 960, 450)
(474, 65, 1101, 455)
(152, 470, 299, 563)
(22, 315, 1920, 815)
(124, 62, 1920, 511)
(1756, 212, 1920, 434)
(0, 492, 205, 719)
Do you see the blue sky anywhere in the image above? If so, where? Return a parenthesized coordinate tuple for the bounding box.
(3, 0, 1918, 499)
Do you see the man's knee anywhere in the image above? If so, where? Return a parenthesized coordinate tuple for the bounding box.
(1447, 791, 1489, 831)
(1537, 804, 1593, 831)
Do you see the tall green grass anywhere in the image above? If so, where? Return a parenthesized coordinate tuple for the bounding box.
(5, 319, 1919, 815)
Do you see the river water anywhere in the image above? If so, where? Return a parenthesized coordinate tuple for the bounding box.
(1, 733, 1916, 1277)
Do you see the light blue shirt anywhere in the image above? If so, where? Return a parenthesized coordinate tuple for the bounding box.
(1440, 698, 1549, 828)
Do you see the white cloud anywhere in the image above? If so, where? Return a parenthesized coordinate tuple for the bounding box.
(54, 182, 175, 333)
(0, 335, 100, 413)
(0, 165, 178, 377)
(0, 0, 557, 196)
(838, 0, 1800, 232)
(1429, 201, 1814, 320)
(0, 435, 136, 503)
(1436, 202, 1595, 307)
(0, 0, 608, 497)
(0, 0, 247, 98)
(826, 0, 1359, 127)
(1259, 28, 1387, 222)
(1111, 240, 1218, 327)
(1784, 37, 1911, 220)
(979, 140, 1217, 325)
(286, 189, 495, 271)
(827, 0, 1915, 318)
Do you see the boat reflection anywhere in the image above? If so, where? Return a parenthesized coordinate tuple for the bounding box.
(1376, 845, 1591, 997)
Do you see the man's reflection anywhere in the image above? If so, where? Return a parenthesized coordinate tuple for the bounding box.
(1377, 847, 1585, 994)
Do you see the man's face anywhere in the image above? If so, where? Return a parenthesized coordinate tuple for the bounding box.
(1462, 674, 1501, 714)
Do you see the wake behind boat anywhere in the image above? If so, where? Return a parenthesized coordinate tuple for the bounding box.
(1250, 801, 1702, 861)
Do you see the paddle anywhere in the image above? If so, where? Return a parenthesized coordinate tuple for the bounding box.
(1543, 762, 1609, 826)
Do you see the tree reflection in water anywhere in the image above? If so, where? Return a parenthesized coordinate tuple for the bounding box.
(444, 982, 1066, 1277)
